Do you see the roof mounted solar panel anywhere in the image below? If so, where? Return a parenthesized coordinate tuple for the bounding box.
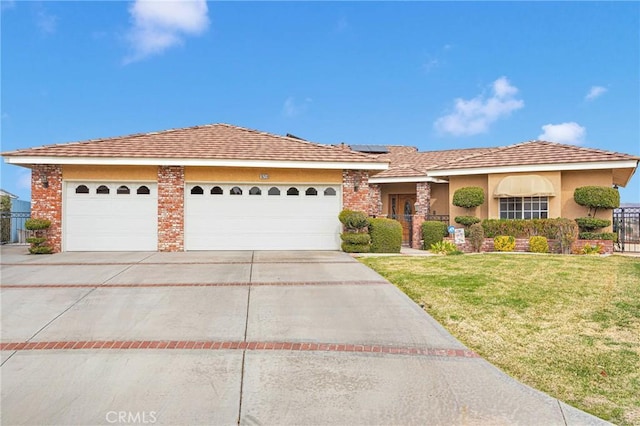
(349, 144, 389, 154)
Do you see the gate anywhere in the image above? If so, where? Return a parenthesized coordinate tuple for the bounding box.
(0, 211, 31, 244)
(613, 207, 640, 253)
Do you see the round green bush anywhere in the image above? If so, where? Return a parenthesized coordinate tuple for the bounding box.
(368, 218, 402, 253)
(422, 221, 448, 249)
(528, 236, 549, 253)
(575, 217, 611, 231)
(574, 186, 620, 214)
(340, 232, 371, 245)
(454, 215, 481, 227)
(338, 209, 369, 231)
(25, 218, 51, 230)
(452, 187, 485, 209)
(28, 246, 53, 254)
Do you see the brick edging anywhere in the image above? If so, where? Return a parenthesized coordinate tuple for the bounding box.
(0, 340, 479, 358)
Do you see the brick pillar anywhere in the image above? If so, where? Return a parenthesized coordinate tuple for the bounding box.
(411, 216, 423, 249)
(31, 165, 63, 253)
(368, 183, 382, 217)
(342, 170, 370, 213)
(158, 166, 184, 252)
(415, 182, 431, 217)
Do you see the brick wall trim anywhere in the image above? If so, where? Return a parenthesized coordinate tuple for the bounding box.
(157, 166, 184, 252)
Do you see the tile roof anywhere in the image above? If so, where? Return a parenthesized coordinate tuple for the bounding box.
(430, 141, 640, 171)
(2, 123, 386, 164)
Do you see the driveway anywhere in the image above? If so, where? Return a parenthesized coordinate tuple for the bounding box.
(1, 245, 607, 425)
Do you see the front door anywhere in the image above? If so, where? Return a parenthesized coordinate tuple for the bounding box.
(390, 194, 414, 245)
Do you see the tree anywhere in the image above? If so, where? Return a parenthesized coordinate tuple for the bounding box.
(573, 186, 620, 217)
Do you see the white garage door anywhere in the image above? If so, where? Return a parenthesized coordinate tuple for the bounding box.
(185, 184, 342, 250)
(64, 182, 158, 251)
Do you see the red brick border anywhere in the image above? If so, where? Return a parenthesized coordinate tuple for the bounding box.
(0, 340, 479, 358)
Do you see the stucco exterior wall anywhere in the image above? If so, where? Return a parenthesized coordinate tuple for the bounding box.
(184, 167, 341, 183)
(561, 170, 615, 226)
(62, 165, 157, 181)
(487, 171, 562, 218)
(429, 183, 449, 216)
(448, 175, 489, 223)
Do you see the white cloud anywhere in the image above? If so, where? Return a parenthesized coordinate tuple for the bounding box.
(434, 76, 524, 136)
(36, 5, 57, 34)
(538, 122, 586, 145)
(125, 0, 209, 63)
(585, 86, 607, 101)
(282, 97, 312, 118)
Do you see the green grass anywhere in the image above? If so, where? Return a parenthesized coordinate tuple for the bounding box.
(360, 253, 640, 426)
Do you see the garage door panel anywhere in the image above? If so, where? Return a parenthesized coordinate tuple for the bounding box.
(185, 184, 341, 250)
(65, 182, 158, 251)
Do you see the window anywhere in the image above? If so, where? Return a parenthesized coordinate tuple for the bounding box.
(324, 187, 336, 196)
(75, 185, 89, 194)
(230, 186, 243, 195)
(137, 185, 150, 195)
(268, 187, 280, 196)
(96, 185, 110, 194)
(211, 186, 223, 195)
(305, 187, 318, 196)
(117, 185, 130, 195)
(191, 186, 204, 195)
(287, 187, 299, 196)
(499, 196, 549, 219)
(249, 186, 262, 195)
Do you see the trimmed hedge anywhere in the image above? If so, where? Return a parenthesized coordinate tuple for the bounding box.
(575, 217, 611, 231)
(468, 223, 485, 253)
(338, 209, 369, 232)
(25, 218, 51, 231)
(452, 187, 485, 209)
(368, 218, 402, 253)
(482, 218, 577, 239)
(422, 221, 448, 249)
(454, 215, 481, 227)
(341, 243, 370, 253)
(579, 232, 617, 241)
(340, 233, 371, 245)
(574, 186, 620, 214)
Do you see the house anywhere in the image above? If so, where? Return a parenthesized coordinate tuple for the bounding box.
(2, 123, 638, 252)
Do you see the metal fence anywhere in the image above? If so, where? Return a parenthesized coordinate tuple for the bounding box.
(0, 211, 31, 244)
(613, 207, 640, 253)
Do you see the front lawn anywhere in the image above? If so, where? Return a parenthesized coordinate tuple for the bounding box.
(360, 254, 640, 426)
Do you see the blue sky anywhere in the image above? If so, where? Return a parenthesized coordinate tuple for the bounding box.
(2, 1, 639, 203)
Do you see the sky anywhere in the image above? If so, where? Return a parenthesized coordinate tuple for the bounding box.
(1, 1, 639, 203)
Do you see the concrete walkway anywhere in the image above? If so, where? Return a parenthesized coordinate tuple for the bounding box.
(0, 245, 608, 425)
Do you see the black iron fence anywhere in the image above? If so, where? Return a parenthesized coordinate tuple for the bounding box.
(0, 211, 31, 244)
(613, 207, 640, 253)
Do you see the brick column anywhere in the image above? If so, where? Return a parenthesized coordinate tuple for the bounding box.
(368, 183, 382, 217)
(157, 166, 184, 252)
(31, 165, 63, 253)
(412, 215, 425, 249)
(415, 182, 431, 217)
(342, 170, 370, 213)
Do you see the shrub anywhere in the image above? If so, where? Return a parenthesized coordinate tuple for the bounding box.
(573, 243, 604, 255)
(28, 246, 54, 255)
(338, 209, 369, 232)
(1, 195, 10, 244)
(494, 235, 516, 252)
(579, 232, 617, 241)
(26, 237, 47, 245)
(340, 233, 371, 245)
(452, 187, 485, 209)
(341, 242, 370, 253)
(575, 217, 611, 232)
(574, 186, 620, 216)
(368, 218, 402, 253)
(429, 240, 462, 255)
(25, 218, 51, 231)
(468, 223, 485, 253)
(528, 236, 549, 253)
(454, 216, 481, 227)
(556, 218, 579, 255)
(422, 221, 448, 250)
(481, 218, 578, 241)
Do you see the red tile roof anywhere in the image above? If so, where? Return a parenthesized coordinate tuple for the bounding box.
(2, 123, 386, 164)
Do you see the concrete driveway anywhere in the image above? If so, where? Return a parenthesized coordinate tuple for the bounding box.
(1, 245, 607, 425)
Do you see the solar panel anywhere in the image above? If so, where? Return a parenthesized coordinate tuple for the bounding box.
(349, 144, 389, 154)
